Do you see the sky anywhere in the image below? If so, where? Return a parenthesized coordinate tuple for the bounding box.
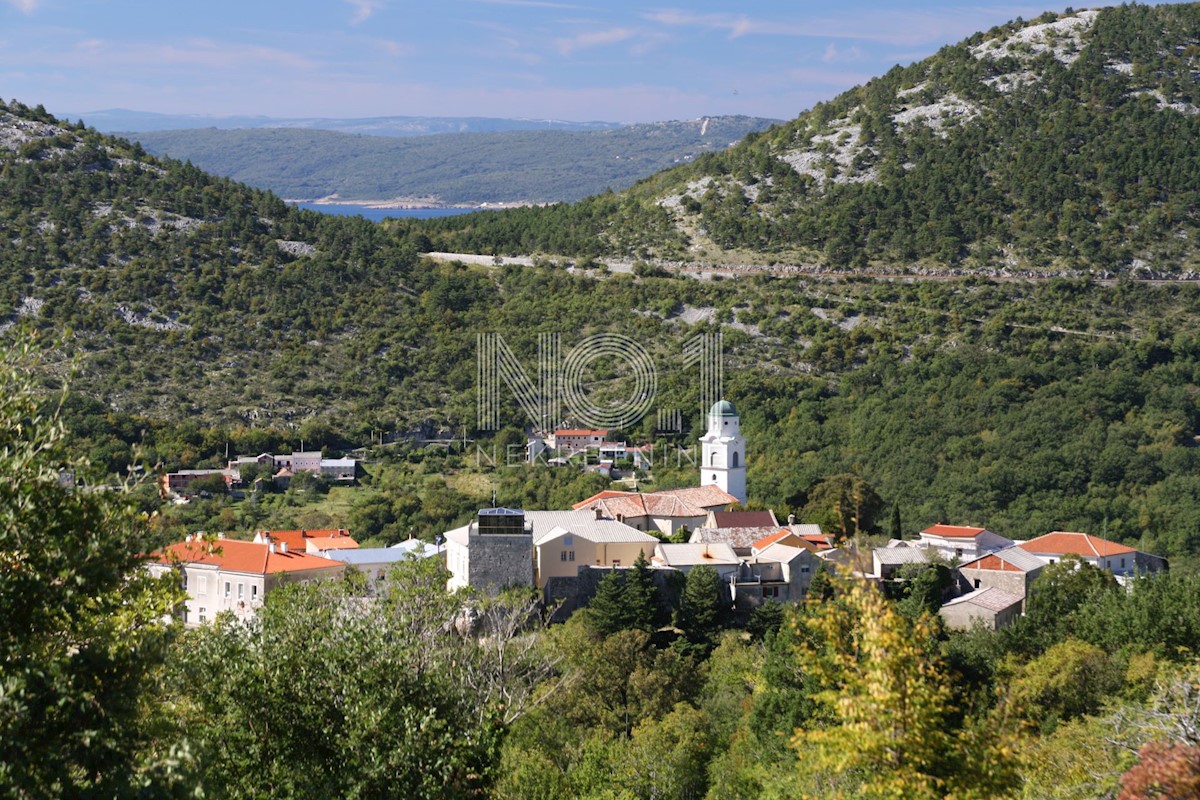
(0, 1, 1174, 123)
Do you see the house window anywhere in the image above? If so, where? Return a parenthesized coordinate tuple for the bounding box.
(181, 572, 188, 590)
(251, 585, 258, 600)
(801, 565, 810, 574)
(710, 452, 718, 466)
(1049, 559, 1056, 564)
(224, 582, 231, 599)
(732, 452, 739, 468)
(612, 560, 621, 567)
(238, 583, 244, 600)
(196, 576, 207, 593)
(955, 548, 963, 558)
(568, 551, 575, 562)
(974, 579, 981, 589)
(1120, 557, 1126, 569)
(563, 535, 573, 547)
(198, 608, 207, 623)
(712, 474, 718, 481)
(762, 586, 780, 598)
(561, 551, 568, 561)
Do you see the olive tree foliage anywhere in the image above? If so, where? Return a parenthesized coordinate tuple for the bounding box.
(170, 557, 559, 799)
(0, 339, 186, 797)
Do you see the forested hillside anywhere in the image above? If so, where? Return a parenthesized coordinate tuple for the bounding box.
(6, 88, 1200, 562)
(414, 4, 1200, 274)
(120, 116, 779, 204)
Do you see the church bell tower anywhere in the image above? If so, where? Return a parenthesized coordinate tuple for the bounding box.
(699, 400, 746, 505)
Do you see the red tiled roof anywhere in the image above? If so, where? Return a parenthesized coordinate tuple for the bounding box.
(922, 524, 988, 539)
(965, 553, 1021, 572)
(654, 485, 738, 509)
(259, 528, 352, 551)
(800, 533, 833, 549)
(307, 536, 360, 551)
(1018, 531, 1135, 558)
(752, 529, 795, 551)
(573, 486, 733, 519)
(554, 429, 607, 437)
(154, 539, 344, 575)
(573, 490, 638, 510)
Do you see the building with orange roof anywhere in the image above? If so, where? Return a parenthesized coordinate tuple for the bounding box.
(1016, 531, 1166, 579)
(147, 535, 345, 627)
(252, 528, 355, 553)
(548, 429, 607, 453)
(918, 523, 1013, 562)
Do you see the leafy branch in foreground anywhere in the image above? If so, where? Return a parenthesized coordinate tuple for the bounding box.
(0, 337, 187, 797)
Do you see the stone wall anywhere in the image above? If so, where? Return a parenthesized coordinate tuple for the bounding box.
(544, 566, 683, 623)
(468, 532, 534, 593)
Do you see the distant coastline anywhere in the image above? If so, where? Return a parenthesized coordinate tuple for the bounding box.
(283, 195, 541, 211)
(285, 202, 481, 221)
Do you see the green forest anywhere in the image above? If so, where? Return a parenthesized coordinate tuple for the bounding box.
(6, 353, 1200, 797)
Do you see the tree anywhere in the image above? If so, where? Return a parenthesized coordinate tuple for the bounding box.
(586, 569, 634, 638)
(791, 577, 1020, 799)
(172, 558, 553, 798)
(677, 565, 728, 654)
(1119, 742, 1200, 800)
(625, 550, 660, 632)
(1010, 639, 1121, 730)
(0, 340, 185, 796)
(802, 473, 883, 541)
(891, 502, 903, 540)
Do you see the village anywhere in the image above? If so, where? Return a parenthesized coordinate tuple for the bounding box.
(148, 400, 1169, 633)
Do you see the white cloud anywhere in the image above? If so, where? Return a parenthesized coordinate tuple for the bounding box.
(555, 27, 635, 55)
(53, 37, 317, 71)
(6, 0, 41, 13)
(344, 0, 384, 25)
(822, 42, 863, 63)
(643, 6, 1052, 47)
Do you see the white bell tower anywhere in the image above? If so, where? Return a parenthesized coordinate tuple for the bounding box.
(699, 400, 746, 505)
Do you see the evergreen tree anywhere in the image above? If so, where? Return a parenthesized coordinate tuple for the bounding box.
(625, 550, 660, 632)
(676, 565, 727, 653)
(586, 569, 632, 637)
(891, 502, 903, 540)
(806, 561, 834, 602)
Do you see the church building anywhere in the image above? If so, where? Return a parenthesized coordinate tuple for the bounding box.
(699, 400, 747, 505)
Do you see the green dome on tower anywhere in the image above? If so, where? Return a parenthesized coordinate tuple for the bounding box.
(710, 400, 738, 418)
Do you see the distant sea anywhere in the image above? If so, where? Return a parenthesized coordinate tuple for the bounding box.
(289, 202, 480, 222)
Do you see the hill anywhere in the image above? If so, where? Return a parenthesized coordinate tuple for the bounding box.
(7, 6, 1200, 562)
(413, 4, 1200, 275)
(117, 116, 780, 205)
(71, 108, 624, 136)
